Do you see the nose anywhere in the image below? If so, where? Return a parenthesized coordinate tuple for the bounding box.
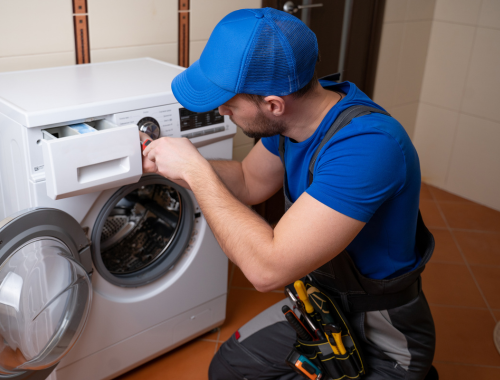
(218, 105, 232, 116)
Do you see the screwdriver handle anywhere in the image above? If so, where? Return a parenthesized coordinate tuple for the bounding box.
(141, 139, 152, 151)
(282, 305, 314, 341)
(306, 286, 335, 325)
(294, 281, 314, 314)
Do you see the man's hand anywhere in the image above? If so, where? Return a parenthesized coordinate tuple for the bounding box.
(142, 136, 209, 183)
(140, 132, 158, 174)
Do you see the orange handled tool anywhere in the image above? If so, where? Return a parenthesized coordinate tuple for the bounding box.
(141, 139, 152, 151)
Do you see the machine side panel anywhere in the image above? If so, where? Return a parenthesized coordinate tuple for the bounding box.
(0, 113, 32, 216)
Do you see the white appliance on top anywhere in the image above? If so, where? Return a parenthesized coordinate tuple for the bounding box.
(0, 58, 236, 380)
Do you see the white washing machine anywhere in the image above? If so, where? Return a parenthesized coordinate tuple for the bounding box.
(0, 58, 236, 380)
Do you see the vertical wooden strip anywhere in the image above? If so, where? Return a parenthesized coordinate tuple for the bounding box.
(73, 0, 90, 64)
(73, 0, 87, 13)
(74, 15, 90, 64)
(178, 0, 190, 68)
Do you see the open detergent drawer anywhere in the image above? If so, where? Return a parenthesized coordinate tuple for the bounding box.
(41, 120, 142, 200)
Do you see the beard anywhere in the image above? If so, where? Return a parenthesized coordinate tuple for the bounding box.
(230, 109, 287, 139)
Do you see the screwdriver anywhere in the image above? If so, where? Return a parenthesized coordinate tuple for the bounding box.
(282, 305, 314, 341)
(307, 286, 347, 355)
(285, 287, 321, 341)
(141, 139, 152, 151)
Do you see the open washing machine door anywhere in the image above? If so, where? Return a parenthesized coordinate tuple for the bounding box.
(0, 208, 93, 380)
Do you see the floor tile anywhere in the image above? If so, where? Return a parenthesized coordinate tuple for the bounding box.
(439, 202, 500, 232)
(231, 265, 255, 288)
(429, 228, 464, 263)
(198, 327, 219, 341)
(422, 262, 487, 308)
(420, 183, 433, 201)
(218, 288, 285, 341)
(493, 309, 500, 322)
(420, 200, 447, 228)
(470, 265, 500, 309)
(428, 184, 472, 203)
(434, 362, 500, 380)
(454, 231, 500, 266)
(430, 305, 500, 366)
(115, 339, 217, 380)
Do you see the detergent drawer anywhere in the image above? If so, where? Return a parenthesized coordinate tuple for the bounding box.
(41, 120, 142, 200)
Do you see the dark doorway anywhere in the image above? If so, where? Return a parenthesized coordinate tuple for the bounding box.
(254, 0, 386, 225)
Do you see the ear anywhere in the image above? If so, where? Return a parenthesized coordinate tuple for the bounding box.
(263, 96, 285, 117)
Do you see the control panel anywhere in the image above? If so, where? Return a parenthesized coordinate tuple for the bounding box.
(108, 104, 235, 142)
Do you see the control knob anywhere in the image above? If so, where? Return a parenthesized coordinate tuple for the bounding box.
(137, 117, 161, 140)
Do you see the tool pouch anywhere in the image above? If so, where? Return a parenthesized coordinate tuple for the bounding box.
(290, 281, 366, 379)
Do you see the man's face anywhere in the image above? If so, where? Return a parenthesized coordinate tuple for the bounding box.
(218, 95, 286, 139)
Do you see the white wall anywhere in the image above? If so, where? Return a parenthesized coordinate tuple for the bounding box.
(413, 0, 500, 210)
(88, 0, 178, 64)
(372, 0, 436, 138)
(0, 0, 76, 72)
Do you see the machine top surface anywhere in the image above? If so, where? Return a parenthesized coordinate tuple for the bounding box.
(0, 58, 184, 128)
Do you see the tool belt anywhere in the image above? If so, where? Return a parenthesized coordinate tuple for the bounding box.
(285, 280, 366, 380)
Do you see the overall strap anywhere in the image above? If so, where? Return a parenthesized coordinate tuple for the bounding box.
(308, 105, 391, 185)
(278, 105, 391, 211)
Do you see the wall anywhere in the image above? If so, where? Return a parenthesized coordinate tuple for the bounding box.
(0, 0, 76, 71)
(372, 0, 435, 139)
(413, 0, 500, 211)
(190, 0, 262, 162)
(88, 0, 177, 64)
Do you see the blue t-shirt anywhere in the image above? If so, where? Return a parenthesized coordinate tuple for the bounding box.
(261, 81, 421, 280)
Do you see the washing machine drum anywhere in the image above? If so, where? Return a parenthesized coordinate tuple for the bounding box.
(0, 209, 92, 379)
(91, 175, 195, 287)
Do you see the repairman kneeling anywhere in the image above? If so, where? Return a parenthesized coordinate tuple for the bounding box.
(142, 8, 436, 380)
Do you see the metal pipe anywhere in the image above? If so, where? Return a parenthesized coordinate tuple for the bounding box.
(338, 0, 354, 81)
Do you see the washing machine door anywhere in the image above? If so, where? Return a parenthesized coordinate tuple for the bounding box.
(0, 208, 93, 380)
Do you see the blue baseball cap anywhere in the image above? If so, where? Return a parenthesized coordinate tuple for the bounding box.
(172, 7, 318, 112)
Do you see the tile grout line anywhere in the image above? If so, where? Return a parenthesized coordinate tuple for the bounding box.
(214, 327, 221, 354)
(428, 187, 498, 323)
(433, 360, 500, 369)
(426, 224, 499, 235)
(419, 100, 500, 126)
(429, 303, 491, 311)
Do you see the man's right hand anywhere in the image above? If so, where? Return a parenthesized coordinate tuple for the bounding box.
(140, 131, 158, 174)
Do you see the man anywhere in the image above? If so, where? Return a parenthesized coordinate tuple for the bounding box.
(142, 7, 436, 380)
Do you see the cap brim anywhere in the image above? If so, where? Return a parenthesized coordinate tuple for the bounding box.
(171, 60, 235, 113)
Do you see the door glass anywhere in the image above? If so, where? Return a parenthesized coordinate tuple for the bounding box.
(0, 238, 92, 375)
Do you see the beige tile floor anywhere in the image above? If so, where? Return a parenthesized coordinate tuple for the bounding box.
(116, 183, 500, 379)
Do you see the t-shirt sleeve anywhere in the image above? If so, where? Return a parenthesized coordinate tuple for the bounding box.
(261, 135, 280, 157)
(306, 127, 406, 223)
